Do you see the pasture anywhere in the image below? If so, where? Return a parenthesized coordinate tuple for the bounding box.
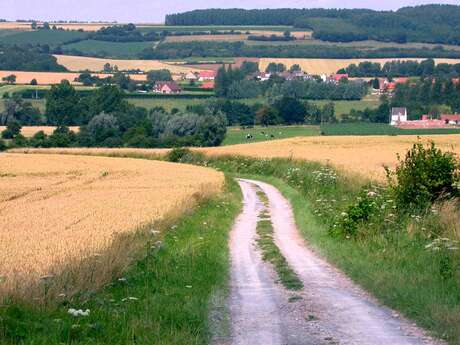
(0, 29, 88, 46)
(62, 40, 157, 59)
(321, 123, 460, 136)
(258, 58, 460, 75)
(222, 125, 319, 145)
(0, 153, 223, 299)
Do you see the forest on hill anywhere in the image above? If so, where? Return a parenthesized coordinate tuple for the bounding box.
(165, 5, 460, 45)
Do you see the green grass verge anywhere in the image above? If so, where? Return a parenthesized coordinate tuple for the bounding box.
(222, 125, 319, 145)
(321, 123, 460, 136)
(205, 156, 458, 344)
(0, 177, 241, 345)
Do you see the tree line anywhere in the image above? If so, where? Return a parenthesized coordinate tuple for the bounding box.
(165, 5, 460, 46)
(1, 81, 227, 149)
(0, 45, 66, 72)
(140, 41, 460, 61)
(338, 59, 460, 78)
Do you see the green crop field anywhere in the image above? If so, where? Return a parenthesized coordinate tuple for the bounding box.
(0, 30, 88, 46)
(62, 40, 157, 58)
(223, 125, 320, 145)
(321, 123, 460, 136)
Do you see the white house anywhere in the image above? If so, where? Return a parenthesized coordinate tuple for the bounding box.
(390, 107, 408, 125)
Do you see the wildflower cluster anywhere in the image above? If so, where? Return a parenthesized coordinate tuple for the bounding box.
(330, 185, 390, 238)
(311, 167, 337, 186)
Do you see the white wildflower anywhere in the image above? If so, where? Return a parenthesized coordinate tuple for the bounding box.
(68, 308, 90, 317)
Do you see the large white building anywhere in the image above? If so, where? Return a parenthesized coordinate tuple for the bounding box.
(390, 107, 408, 125)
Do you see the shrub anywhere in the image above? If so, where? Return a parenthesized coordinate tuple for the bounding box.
(330, 187, 384, 238)
(166, 147, 205, 164)
(386, 142, 459, 210)
(0, 139, 7, 151)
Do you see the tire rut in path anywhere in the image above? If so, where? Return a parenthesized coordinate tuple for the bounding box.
(225, 179, 444, 345)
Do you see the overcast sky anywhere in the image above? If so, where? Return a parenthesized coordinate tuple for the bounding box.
(1, 0, 458, 23)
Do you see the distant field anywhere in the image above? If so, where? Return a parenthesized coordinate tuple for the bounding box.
(0, 30, 88, 46)
(0, 22, 115, 31)
(54, 55, 205, 73)
(0, 70, 146, 85)
(222, 125, 319, 145)
(0, 126, 79, 137)
(126, 97, 377, 115)
(247, 38, 460, 51)
(62, 40, 156, 58)
(201, 135, 460, 181)
(138, 25, 297, 33)
(320, 123, 460, 136)
(259, 58, 460, 75)
(165, 34, 249, 43)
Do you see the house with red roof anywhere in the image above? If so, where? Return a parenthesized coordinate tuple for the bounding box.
(332, 73, 348, 83)
(153, 81, 182, 94)
(198, 70, 217, 81)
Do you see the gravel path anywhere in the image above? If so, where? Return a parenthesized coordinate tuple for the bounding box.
(224, 179, 444, 345)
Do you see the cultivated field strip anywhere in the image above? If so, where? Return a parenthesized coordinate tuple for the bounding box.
(0, 126, 80, 137)
(0, 71, 146, 85)
(11, 134, 460, 181)
(0, 153, 223, 297)
(259, 58, 460, 76)
(54, 55, 207, 73)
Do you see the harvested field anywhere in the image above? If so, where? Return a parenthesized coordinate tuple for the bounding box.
(250, 30, 312, 39)
(165, 34, 249, 43)
(0, 70, 146, 85)
(54, 55, 206, 73)
(0, 153, 223, 298)
(0, 22, 115, 31)
(201, 135, 460, 181)
(259, 58, 460, 75)
(0, 126, 79, 137)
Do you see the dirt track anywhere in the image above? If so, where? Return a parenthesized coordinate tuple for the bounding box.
(225, 179, 444, 345)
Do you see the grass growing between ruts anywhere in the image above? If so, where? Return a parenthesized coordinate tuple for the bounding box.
(255, 190, 303, 291)
(0, 177, 241, 345)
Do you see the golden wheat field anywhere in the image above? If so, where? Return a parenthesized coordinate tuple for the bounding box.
(259, 58, 460, 75)
(201, 135, 460, 181)
(54, 55, 206, 74)
(0, 153, 223, 297)
(0, 71, 146, 85)
(0, 126, 80, 137)
(14, 135, 460, 181)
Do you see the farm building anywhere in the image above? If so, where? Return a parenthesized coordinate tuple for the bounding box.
(331, 73, 349, 83)
(440, 114, 460, 125)
(375, 77, 409, 95)
(153, 81, 182, 94)
(390, 107, 408, 125)
(198, 70, 216, 81)
(252, 72, 271, 81)
(185, 72, 198, 81)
